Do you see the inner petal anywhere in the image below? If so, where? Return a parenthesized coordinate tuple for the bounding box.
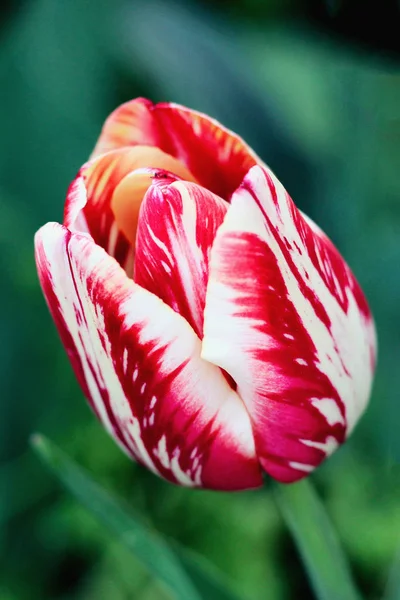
(92, 99, 261, 200)
(111, 145, 197, 247)
(134, 179, 229, 340)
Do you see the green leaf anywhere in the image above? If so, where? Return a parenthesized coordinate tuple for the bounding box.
(31, 434, 200, 600)
(31, 434, 244, 600)
(273, 479, 362, 600)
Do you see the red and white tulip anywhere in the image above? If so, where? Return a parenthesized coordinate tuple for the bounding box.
(35, 98, 376, 490)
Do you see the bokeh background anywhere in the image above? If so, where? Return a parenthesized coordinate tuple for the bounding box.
(1, 1, 399, 598)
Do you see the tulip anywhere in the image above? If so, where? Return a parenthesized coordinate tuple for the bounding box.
(35, 98, 376, 490)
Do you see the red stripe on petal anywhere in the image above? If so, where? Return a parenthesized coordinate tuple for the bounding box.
(135, 180, 228, 339)
(92, 98, 261, 200)
(152, 104, 260, 199)
(63, 149, 153, 273)
(202, 165, 376, 482)
(35, 223, 261, 490)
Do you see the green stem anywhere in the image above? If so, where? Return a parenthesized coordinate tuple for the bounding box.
(273, 479, 362, 600)
(383, 546, 400, 600)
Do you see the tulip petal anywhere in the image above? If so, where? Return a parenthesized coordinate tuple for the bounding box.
(91, 98, 261, 200)
(35, 223, 262, 490)
(202, 165, 376, 483)
(135, 180, 228, 339)
(64, 149, 145, 273)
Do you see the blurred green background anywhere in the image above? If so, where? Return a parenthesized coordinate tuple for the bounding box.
(1, 1, 399, 598)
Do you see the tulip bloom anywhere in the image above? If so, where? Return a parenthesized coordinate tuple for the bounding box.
(35, 98, 376, 490)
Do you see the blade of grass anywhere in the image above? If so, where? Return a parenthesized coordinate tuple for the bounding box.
(31, 434, 200, 600)
(31, 434, 245, 600)
(273, 479, 362, 600)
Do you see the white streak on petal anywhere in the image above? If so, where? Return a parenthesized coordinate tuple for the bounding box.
(170, 451, 196, 487)
(154, 435, 170, 469)
(311, 397, 345, 426)
(288, 462, 314, 473)
(300, 436, 339, 456)
(161, 260, 172, 274)
(147, 224, 174, 263)
(295, 358, 307, 366)
(194, 466, 202, 486)
(122, 348, 128, 374)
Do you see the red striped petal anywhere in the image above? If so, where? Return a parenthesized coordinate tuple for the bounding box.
(202, 165, 376, 482)
(91, 98, 261, 200)
(64, 148, 158, 273)
(35, 223, 262, 490)
(134, 180, 229, 338)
